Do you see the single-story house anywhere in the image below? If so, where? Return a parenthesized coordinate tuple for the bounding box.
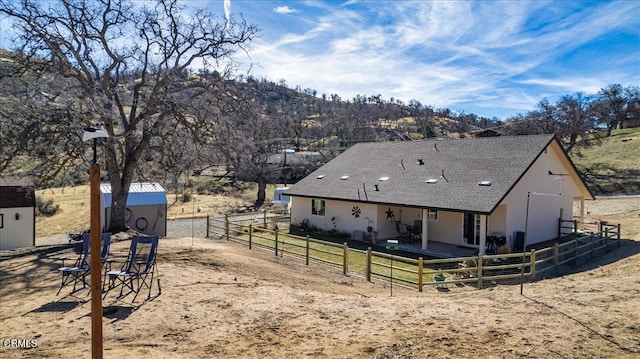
(285, 135, 594, 255)
(0, 177, 36, 250)
(100, 182, 167, 236)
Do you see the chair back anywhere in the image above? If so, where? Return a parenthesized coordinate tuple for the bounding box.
(414, 220, 423, 233)
(123, 235, 159, 274)
(100, 233, 112, 262)
(78, 233, 91, 268)
(81, 232, 112, 263)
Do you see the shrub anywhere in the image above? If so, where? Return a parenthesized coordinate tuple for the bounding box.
(180, 192, 193, 203)
(36, 197, 60, 217)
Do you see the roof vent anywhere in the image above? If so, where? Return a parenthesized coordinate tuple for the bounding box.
(340, 175, 349, 180)
(426, 178, 438, 184)
(379, 176, 390, 181)
(316, 175, 325, 179)
(417, 159, 424, 165)
(478, 180, 492, 186)
(374, 184, 380, 191)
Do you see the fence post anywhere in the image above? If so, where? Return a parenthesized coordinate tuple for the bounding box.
(554, 242, 559, 273)
(418, 257, 424, 293)
(343, 242, 348, 276)
(557, 218, 562, 238)
(598, 221, 603, 237)
(249, 224, 253, 250)
(366, 248, 372, 282)
(263, 209, 267, 228)
(206, 215, 210, 238)
(477, 253, 483, 289)
(573, 239, 578, 266)
(617, 224, 621, 247)
(530, 249, 536, 281)
(305, 235, 310, 265)
(274, 228, 278, 256)
(225, 214, 229, 241)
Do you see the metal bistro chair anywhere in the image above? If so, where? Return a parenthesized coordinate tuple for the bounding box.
(104, 235, 161, 302)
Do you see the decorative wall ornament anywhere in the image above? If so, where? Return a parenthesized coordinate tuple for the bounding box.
(385, 207, 395, 220)
(351, 206, 361, 218)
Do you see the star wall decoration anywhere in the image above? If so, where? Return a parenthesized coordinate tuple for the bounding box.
(385, 207, 394, 220)
(351, 206, 361, 218)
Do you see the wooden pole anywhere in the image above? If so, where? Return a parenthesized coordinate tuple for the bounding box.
(366, 248, 371, 282)
(89, 163, 103, 359)
(418, 257, 424, 292)
(530, 249, 536, 281)
(305, 235, 310, 265)
(520, 192, 531, 296)
(342, 242, 348, 276)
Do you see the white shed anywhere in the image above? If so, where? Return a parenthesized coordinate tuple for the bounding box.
(100, 182, 167, 236)
(0, 177, 36, 250)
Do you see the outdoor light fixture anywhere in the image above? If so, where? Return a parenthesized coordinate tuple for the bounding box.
(82, 124, 109, 359)
(83, 125, 109, 164)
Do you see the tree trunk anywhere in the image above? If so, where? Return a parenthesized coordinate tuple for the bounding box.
(108, 184, 130, 233)
(255, 180, 267, 207)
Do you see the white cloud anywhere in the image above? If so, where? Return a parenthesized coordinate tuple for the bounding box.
(230, 0, 639, 119)
(273, 6, 299, 14)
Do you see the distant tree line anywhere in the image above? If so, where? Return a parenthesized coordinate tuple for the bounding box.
(1, 0, 637, 231)
(503, 84, 639, 152)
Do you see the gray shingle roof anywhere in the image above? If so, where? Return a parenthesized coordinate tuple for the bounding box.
(286, 134, 558, 214)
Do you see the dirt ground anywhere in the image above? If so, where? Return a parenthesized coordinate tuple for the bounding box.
(1, 227, 639, 359)
(1, 196, 639, 358)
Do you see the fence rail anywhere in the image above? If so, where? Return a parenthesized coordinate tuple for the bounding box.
(206, 215, 621, 292)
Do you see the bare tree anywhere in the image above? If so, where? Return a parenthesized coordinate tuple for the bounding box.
(0, 0, 257, 232)
(593, 84, 639, 136)
(555, 92, 597, 153)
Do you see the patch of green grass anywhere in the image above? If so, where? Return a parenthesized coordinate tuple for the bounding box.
(572, 128, 640, 195)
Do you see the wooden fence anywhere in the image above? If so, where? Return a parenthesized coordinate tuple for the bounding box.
(207, 214, 621, 291)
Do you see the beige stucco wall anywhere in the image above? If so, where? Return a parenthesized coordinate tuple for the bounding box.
(0, 207, 35, 250)
(290, 197, 377, 235)
(428, 211, 463, 245)
(500, 142, 584, 245)
(488, 205, 507, 236)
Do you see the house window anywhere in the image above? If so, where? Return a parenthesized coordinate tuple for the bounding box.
(428, 209, 438, 220)
(311, 199, 325, 216)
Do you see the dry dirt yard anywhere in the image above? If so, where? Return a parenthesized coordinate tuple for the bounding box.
(1, 230, 639, 358)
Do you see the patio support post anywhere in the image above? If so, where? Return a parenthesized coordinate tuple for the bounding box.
(479, 214, 487, 255)
(421, 209, 428, 250)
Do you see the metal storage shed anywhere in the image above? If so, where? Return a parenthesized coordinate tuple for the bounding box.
(100, 182, 167, 236)
(0, 177, 36, 250)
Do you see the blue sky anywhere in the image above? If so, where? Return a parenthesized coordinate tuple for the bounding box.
(1, 1, 638, 120)
(214, 0, 640, 120)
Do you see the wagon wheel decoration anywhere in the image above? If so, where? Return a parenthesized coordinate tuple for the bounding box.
(351, 206, 361, 218)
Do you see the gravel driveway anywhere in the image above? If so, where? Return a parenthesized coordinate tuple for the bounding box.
(35, 217, 210, 246)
